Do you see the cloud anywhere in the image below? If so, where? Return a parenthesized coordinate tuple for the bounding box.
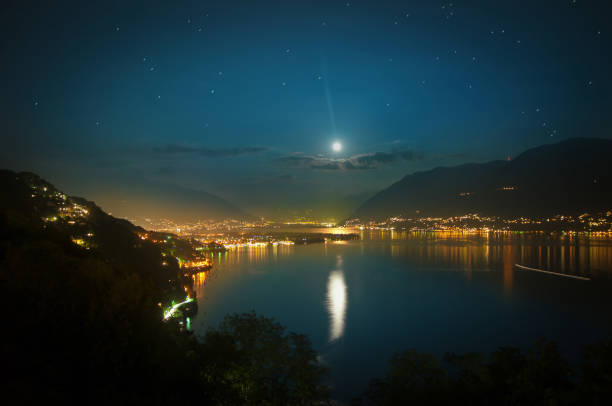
(277, 150, 423, 170)
(153, 145, 268, 157)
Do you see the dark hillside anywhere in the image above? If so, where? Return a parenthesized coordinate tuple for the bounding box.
(351, 138, 612, 220)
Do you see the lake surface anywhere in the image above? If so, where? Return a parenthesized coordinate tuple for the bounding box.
(192, 229, 612, 401)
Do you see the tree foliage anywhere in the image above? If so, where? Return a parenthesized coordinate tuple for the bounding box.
(200, 312, 329, 405)
(357, 337, 612, 406)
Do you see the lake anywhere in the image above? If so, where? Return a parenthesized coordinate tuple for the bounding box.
(192, 228, 612, 401)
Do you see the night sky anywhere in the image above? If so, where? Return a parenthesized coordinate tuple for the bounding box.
(2, 0, 611, 219)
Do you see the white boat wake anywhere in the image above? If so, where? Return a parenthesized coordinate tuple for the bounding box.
(514, 264, 590, 281)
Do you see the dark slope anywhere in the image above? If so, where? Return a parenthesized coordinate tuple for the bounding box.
(0, 169, 208, 402)
(351, 138, 612, 220)
(112, 177, 253, 221)
(73, 174, 253, 222)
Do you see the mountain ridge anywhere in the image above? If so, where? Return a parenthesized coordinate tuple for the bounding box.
(16, 170, 254, 222)
(349, 138, 612, 221)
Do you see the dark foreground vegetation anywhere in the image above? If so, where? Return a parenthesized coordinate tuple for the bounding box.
(353, 338, 612, 406)
(2, 169, 612, 405)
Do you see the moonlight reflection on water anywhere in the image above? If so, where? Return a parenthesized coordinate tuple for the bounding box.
(327, 255, 347, 342)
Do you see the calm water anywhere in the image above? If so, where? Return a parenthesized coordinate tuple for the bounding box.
(192, 229, 612, 401)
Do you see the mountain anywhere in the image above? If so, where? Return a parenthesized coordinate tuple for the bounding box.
(65, 174, 252, 222)
(350, 138, 612, 221)
(0, 169, 185, 296)
(0, 169, 203, 401)
(111, 177, 252, 221)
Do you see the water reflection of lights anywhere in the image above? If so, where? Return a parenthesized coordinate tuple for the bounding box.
(308, 227, 356, 235)
(193, 271, 208, 287)
(327, 268, 347, 342)
(214, 244, 294, 266)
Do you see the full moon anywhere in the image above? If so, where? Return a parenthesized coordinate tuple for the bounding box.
(332, 141, 342, 152)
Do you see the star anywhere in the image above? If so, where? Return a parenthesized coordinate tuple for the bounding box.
(210, 89, 215, 94)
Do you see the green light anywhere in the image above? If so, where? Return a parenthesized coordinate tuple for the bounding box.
(162, 297, 194, 320)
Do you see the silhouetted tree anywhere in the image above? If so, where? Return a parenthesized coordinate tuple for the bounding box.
(200, 312, 330, 405)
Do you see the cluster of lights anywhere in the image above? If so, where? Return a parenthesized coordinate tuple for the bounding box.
(133, 217, 273, 236)
(180, 258, 212, 269)
(221, 240, 295, 249)
(28, 180, 90, 226)
(348, 211, 612, 233)
(163, 297, 194, 321)
(130, 217, 342, 238)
